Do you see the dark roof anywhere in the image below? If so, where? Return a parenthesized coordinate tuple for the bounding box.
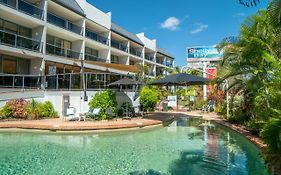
(53, 0, 85, 16)
(149, 73, 208, 86)
(111, 23, 144, 46)
(157, 47, 174, 59)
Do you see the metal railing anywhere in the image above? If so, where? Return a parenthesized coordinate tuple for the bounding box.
(46, 43, 82, 59)
(0, 0, 44, 20)
(0, 29, 42, 52)
(47, 12, 83, 35)
(130, 47, 142, 57)
(0, 73, 138, 91)
(156, 58, 165, 65)
(85, 54, 106, 63)
(85, 29, 109, 46)
(111, 40, 128, 53)
(0, 74, 42, 89)
(145, 54, 155, 62)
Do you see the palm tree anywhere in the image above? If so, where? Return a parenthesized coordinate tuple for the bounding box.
(239, 0, 261, 7)
(218, 10, 280, 118)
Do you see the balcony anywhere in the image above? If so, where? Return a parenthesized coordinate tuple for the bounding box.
(130, 47, 142, 58)
(47, 12, 83, 35)
(85, 54, 106, 63)
(46, 43, 81, 59)
(0, 29, 42, 52)
(111, 40, 128, 53)
(145, 54, 155, 62)
(156, 59, 165, 65)
(0, 0, 44, 20)
(0, 74, 42, 89)
(85, 29, 109, 46)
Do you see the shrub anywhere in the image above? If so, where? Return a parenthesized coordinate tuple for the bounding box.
(37, 101, 58, 118)
(261, 118, 281, 154)
(140, 86, 158, 112)
(118, 102, 134, 117)
(7, 99, 28, 119)
(0, 99, 57, 120)
(0, 104, 13, 119)
(88, 90, 117, 120)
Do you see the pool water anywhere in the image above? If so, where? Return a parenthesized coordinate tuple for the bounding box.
(0, 118, 270, 175)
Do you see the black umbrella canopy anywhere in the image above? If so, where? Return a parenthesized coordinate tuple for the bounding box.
(149, 73, 208, 86)
(108, 77, 142, 86)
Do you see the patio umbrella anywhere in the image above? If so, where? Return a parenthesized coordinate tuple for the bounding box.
(108, 77, 142, 117)
(108, 77, 142, 86)
(149, 73, 208, 86)
(149, 73, 208, 111)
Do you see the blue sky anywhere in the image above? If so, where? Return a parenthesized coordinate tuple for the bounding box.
(88, 0, 269, 66)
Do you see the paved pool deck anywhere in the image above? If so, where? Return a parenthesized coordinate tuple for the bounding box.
(0, 113, 175, 131)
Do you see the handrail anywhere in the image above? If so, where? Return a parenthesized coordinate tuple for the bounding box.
(0, 0, 44, 20)
(85, 54, 106, 62)
(47, 12, 83, 35)
(111, 39, 128, 53)
(85, 29, 109, 45)
(46, 43, 82, 59)
(0, 29, 43, 52)
(145, 54, 155, 61)
(130, 47, 142, 57)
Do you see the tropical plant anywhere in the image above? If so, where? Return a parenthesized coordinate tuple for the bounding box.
(261, 117, 281, 172)
(218, 4, 281, 173)
(88, 90, 117, 120)
(26, 99, 40, 119)
(140, 86, 159, 112)
(0, 104, 12, 119)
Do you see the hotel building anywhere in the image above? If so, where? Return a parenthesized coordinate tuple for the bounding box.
(0, 0, 174, 116)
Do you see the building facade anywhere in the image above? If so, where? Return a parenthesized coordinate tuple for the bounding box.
(0, 0, 174, 89)
(0, 0, 174, 117)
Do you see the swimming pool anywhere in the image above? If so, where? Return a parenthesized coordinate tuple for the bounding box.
(0, 117, 270, 175)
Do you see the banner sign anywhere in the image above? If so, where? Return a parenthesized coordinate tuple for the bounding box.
(187, 46, 223, 62)
(168, 96, 177, 107)
(207, 67, 217, 79)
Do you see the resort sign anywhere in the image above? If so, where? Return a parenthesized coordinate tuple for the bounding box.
(186, 46, 223, 62)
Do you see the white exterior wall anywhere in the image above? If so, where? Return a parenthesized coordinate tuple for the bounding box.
(136, 33, 156, 51)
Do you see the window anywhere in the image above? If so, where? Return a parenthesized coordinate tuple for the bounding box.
(0, 18, 32, 37)
(0, 55, 30, 74)
(111, 55, 119, 64)
(19, 26, 31, 38)
(4, 20, 17, 34)
(3, 58, 17, 74)
(46, 35, 71, 49)
(85, 47, 98, 57)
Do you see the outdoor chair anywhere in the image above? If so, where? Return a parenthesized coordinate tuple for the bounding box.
(64, 107, 78, 121)
(88, 108, 101, 120)
(201, 100, 215, 113)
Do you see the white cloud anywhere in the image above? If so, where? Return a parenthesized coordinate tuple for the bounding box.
(160, 17, 180, 31)
(190, 23, 208, 34)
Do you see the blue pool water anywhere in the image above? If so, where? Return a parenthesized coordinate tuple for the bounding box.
(0, 117, 270, 175)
